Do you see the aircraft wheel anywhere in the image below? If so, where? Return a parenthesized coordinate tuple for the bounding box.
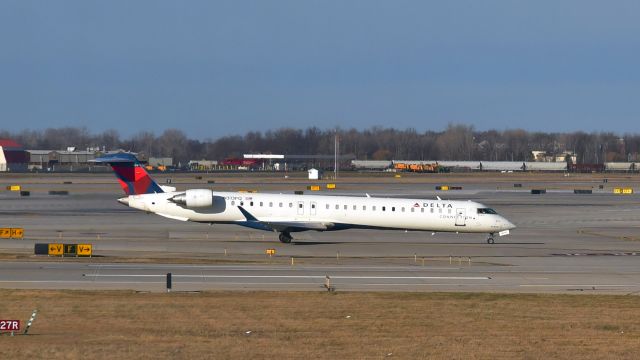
(487, 237, 495, 244)
(279, 232, 292, 244)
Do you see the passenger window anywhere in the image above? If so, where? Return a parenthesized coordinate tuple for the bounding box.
(260, 202, 263, 207)
(279, 202, 283, 207)
(448, 209, 452, 214)
(353, 205, 356, 210)
(382, 206, 386, 211)
(392, 207, 395, 212)
(335, 204, 339, 210)
(402, 207, 405, 212)
(421, 208, 424, 213)
(411, 208, 414, 213)
(439, 208, 442, 214)
(363, 205, 366, 211)
(373, 206, 376, 211)
(250, 201, 254, 206)
(240, 201, 244, 206)
(430, 208, 434, 213)
(326, 204, 330, 210)
(231, 200, 235, 206)
(289, 203, 293, 208)
(269, 202, 273, 207)
(299, 203, 303, 208)
(344, 205, 348, 210)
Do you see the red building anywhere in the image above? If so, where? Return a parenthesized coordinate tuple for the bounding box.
(0, 139, 29, 172)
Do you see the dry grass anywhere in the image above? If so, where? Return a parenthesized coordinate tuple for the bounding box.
(1, 290, 639, 359)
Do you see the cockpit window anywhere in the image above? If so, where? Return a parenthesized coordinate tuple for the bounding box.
(477, 208, 498, 215)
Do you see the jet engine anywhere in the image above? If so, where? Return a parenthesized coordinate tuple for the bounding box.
(170, 189, 213, 208)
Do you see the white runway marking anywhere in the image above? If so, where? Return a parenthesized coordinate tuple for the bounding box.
(86, 264, 461, 271)
(83, 274, 491, 280)
(519, 284, 637, 287)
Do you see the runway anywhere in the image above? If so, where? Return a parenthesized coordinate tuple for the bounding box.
(1, 172, 639, 294)
(0, 260, 638, 293)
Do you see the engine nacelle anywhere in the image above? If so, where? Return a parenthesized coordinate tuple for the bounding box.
(170, 189, 213, 208)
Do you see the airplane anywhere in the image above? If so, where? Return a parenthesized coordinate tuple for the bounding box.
(93, 153, 515, 244)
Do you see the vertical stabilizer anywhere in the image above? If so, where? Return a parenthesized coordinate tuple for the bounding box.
(92, 153, 164, 195)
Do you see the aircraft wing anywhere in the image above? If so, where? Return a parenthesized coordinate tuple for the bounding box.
(262, 220, 332, 232)
(237, 206, 334, 232)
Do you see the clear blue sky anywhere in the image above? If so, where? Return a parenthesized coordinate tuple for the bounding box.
(1, 1, 639, 139)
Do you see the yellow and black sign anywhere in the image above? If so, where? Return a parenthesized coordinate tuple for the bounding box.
(77, 244, 93, 257)
(64, 244, 77, 256)
(0, 228, 25, 239)
(48, 243, 63, 256)
(10, 228, 23, 239)
(614, 187, 634, 194)
(266, 249, 276, 255)
(44, 243, 92, 257)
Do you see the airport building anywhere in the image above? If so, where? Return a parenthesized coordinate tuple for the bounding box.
(351, 160, 640, 173)
(0, 139, 29, 172)
(243, 154, 355, 171)
(188, 159, 218, 171)
(26, 149, 136, 171)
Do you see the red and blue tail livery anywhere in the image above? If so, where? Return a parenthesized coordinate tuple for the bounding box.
(92, 153, 164, 195)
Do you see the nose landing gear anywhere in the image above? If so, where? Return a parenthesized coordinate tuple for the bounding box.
(279, 232, 292, 244)
(486, 233, 495, 244)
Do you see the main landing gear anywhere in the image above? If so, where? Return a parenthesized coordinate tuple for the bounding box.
(279, 232, 293, 244)
(486, 233, 495, 244)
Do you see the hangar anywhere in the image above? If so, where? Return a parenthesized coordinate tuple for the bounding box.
(0, 139, 28, 172)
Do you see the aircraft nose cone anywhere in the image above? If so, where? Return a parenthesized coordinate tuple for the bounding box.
(504, 219, 516, 230)
(117, 197, 130, 206)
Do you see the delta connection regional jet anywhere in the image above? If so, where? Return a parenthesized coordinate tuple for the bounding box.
(93, 153, 515, 244)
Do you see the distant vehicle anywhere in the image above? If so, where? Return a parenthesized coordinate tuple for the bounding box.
(221, 158, 261, 167)
(93, 153, 515, 244)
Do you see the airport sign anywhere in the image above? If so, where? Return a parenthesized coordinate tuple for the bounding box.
(0, 228, 24, 239)
(10, 228, 24, 238)
(77, 244, 93, 256)
(64, 244, 77, 256)
(48, 244, 63, 256)
(0, 320, 20, 331)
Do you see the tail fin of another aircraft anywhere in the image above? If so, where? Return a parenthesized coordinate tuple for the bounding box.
(92, 153, 164, 195)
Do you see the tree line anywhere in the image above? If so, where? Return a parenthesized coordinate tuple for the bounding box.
(1, 125, 639, 165)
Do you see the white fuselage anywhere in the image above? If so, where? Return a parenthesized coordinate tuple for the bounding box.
(120, 191, 515, 234)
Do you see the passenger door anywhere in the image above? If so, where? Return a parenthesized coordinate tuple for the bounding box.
(310, 201, 317, 216)
(297, 201, 304, 216)
(455, 208, 466, 226)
